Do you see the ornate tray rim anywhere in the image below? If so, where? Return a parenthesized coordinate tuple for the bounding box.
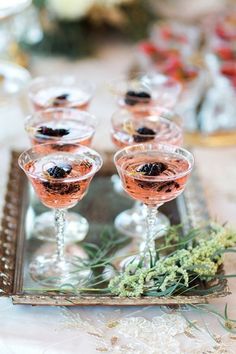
(0, 151, 229, 306)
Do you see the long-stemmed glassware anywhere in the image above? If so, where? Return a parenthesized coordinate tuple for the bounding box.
(114, 143, 194, 266)
(18, 143, 103, 286)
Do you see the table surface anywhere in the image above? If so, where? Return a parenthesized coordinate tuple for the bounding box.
(0, 46, 236, 353)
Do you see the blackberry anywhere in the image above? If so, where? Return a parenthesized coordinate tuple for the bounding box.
(42, 181, 80, 195)
(157, 181, 174, 192)
(46, 164, 72, 178)
(133, 126, 156, 143)
(157, 181, 180, 193)
(37, 126, 70, 137)
(137, 162, 167, 176)
(55, 93, 69, 100)
(137, 181, 158, 190)
(124, 90, 151, 106)
(53, 93, 69, 105)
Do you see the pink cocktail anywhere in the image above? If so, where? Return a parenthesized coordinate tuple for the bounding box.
(116, 151, 190, 205)
(19, 143, 103, 286)
(25, 156, 95, 209)
(28, 76, 94, 111)
(111, 109, 183, 149)
(109, 73, 181, 113)
(114, 143, 194, 266)
(111, 108, 183, 239)
(25, 108, 97, 149)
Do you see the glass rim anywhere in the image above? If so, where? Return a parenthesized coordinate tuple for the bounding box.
(18, 142, 103, 183)
(24, 107, 98, 141)
(114, 143, 194, 182)
(111, 108, 182, 138)
(28, 75, 96, 99)
(25, 107, 98, 125)
(142, 72, 182, 90)
(108, 71, 182, 98)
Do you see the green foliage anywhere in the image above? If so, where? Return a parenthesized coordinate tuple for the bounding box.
(108, 223, 236, 297)
(24, 223, 236, 300)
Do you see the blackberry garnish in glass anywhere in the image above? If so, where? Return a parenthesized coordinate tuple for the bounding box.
(18, 143, 103, 286)
(28, 76, 94, 111)
(114, 143, 194, 267)
(108, 73, 181, 112)
(111, 108, 183, 148)
(25, 107, 97, 148)
(124, 90, 151, 106)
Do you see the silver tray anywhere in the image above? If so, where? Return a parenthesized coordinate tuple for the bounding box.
(0, 151, 229, 306)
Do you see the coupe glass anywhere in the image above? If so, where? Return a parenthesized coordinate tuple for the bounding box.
(114, 143, 194, 266)
(111, 108, 183, 238)
(18, 143, 103, 286)
(109, 72, 181, 111)
(24, 107, 97, 243)
(28, 75, 95, 111)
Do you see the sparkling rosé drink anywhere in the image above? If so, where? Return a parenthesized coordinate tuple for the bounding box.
(111, 109, 183, 149)
(114, 143, 194, 266)
(25, 153, 96, 209)
(18, 143, 103, 286)
(116, 151, 190, 206)
(109, 73, 181, 113)
(25, 108, 97, 150)
(28, 76, 94, 111)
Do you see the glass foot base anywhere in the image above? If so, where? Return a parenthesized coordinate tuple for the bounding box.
(34, 242, 89, 259)
(29, 255, 91, 287)
(32, 211, 89, 243)
(114, 210, 170, 239)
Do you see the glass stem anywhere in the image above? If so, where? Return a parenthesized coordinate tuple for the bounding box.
(54, 208, 66, 263)
(141, 206, 158, 267)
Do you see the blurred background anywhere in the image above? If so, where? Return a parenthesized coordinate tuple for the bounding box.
(0, 0, 236, 151)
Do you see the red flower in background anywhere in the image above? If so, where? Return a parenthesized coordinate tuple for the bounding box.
(139, 42, 180, 64)
(215, 46, 235, 61)
(163, 57, 198, 83)
(215, 15, 236, 41)
(160, 26, 188, 44)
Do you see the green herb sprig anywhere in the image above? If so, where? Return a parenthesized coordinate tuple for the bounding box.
(108, 223, 236, 297)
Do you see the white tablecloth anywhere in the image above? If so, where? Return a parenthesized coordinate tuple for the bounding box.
(0, 47, 236, 353)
